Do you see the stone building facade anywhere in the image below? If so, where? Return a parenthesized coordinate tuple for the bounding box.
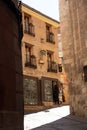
(0, 0, 23, 130)
(21, 3, 69, 109)
(59, 0, 87, 117)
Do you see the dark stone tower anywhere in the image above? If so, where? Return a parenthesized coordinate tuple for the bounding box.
(0, 0, 23, 129)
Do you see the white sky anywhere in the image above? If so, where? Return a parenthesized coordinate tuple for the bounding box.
(22, 0, 60, 21)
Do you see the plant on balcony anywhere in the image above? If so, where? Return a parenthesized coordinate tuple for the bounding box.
(39, 50, 46, 56)
(39, 50, 46, 64)
(30, 55, 36, 58)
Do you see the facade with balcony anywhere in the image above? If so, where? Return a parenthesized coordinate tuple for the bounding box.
(22, 3, 68, 108)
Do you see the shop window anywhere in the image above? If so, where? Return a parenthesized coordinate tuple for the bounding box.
(24, 77, 38, 105)
(44, 80, 53, 101)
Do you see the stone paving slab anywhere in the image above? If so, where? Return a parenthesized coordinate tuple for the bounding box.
(32, 115, 87, 130)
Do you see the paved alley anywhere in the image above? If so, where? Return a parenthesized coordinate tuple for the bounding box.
(24, 105, 69, 130)
(24, 105, 87, 130)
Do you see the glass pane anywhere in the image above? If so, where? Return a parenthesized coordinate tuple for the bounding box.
(24, 16, 29, 31)
(24, 78, 38, 105)
(44, 80, 53, 101)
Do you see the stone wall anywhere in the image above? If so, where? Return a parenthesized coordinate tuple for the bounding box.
(0, 1, 23, 129)
(12, 0, 18, 7)
(59, 0, 87, 117)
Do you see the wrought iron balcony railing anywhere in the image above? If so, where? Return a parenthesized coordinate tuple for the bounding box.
(24, 23, 35, 37)
(25, 56, 37, 69)
(46, 32, 55, 44)
(47, 61, 57, 73)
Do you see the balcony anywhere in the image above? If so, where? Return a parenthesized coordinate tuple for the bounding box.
(25, 55, 37, 69)
(24, 23, 35, 37)
(47, 61, 57, 73)
(46, 32, 55, 44)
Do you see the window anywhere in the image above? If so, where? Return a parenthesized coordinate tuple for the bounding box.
(83, 66, 87, 82)
(24, 15, 29, 33)
(44, 80, 53, 101)
(24, 77, 38, 105)
(46, 24, 55, 43)
(47, 51, 57, 73)
(47, 52, 52, 70)
(25, 44, 32, 64)
(25, 44, 37, 69)
(24, 14, 35, 36)
(58, 64, 62, 72)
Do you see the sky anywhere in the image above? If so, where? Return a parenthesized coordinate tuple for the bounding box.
(22, 0, 60, 21)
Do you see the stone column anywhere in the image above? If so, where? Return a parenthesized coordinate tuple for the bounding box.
(0, 0, 23, 130)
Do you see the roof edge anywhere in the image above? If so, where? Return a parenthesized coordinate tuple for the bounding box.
(22, 2, 60, 24)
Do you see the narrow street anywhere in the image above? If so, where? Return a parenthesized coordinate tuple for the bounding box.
(24, 105, 87, 130)
(24, 105, 70, 130)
